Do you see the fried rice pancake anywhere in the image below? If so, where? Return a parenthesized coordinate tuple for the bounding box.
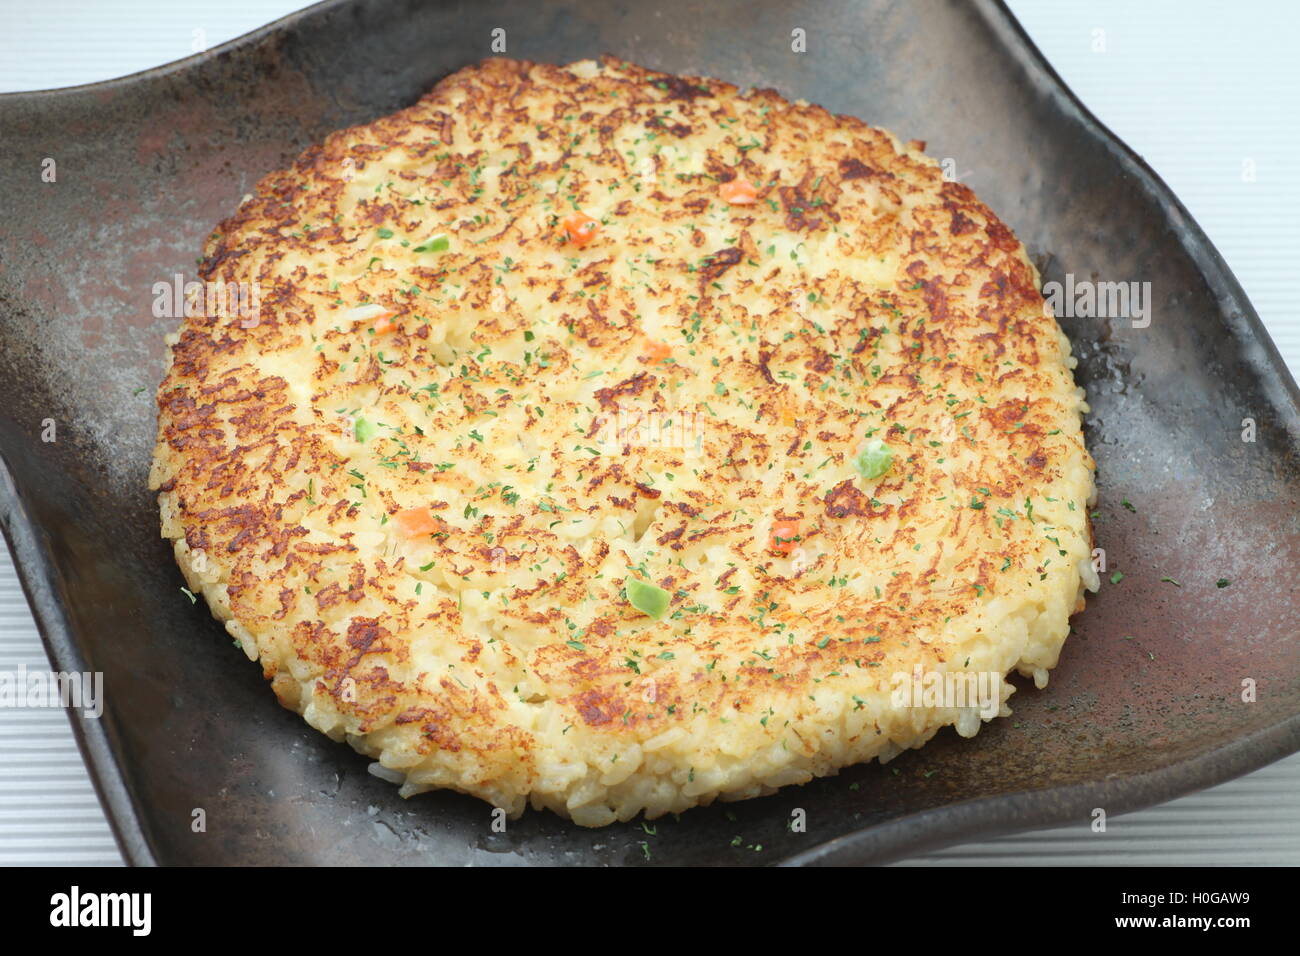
(149, 57, 1097, 825)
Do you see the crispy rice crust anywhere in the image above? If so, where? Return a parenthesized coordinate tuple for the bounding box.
(150, 57, 1096, 825)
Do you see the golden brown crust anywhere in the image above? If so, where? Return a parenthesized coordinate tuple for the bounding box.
(150, 57, 1095, 825)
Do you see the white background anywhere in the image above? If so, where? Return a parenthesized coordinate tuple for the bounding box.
(1, 0, 1297, 865)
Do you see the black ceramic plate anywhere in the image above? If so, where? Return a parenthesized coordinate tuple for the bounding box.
(1, 0, 1297, 867)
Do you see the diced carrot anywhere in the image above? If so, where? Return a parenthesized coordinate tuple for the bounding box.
(641, 340, 672, 363)
(372, 311, 398, 335)
(562, 212, 601, 247)
(769, 518, 800, 555)
(778, 397, 797, 426)
(719, 178, 759, 205)
(394, 507, 441, 538)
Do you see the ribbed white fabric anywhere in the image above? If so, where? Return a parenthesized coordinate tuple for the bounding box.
(0, 546, 122, 865)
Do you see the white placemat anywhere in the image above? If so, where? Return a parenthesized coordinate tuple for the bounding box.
(1, 0, 1296, 866)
